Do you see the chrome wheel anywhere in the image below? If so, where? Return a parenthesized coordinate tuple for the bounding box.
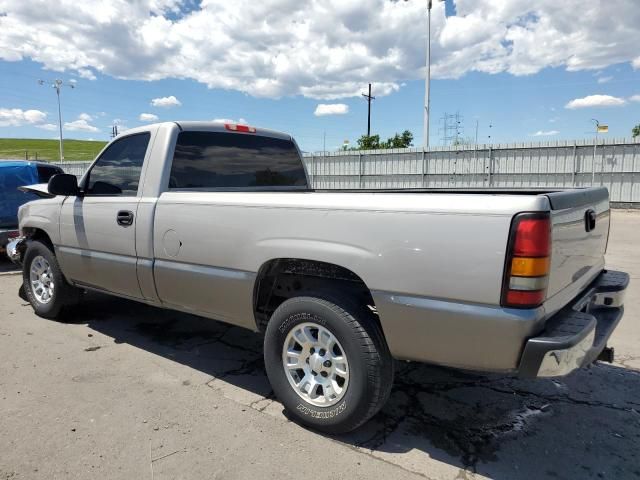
(29, 255, 54, 304)
(282, 322, 349, 407)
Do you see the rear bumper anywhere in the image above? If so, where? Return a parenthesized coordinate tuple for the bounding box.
(518, 270, 629, 378)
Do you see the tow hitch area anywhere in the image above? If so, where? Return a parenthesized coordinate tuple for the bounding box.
(518, 270, 628, 378)
(597, 346, 615, 363)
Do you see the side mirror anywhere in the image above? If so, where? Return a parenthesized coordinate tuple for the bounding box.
(48, 173, 80, 196)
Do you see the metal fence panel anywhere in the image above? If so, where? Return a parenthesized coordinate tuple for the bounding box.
(52, 138, 640, 204)
(304, 138, 640, 204)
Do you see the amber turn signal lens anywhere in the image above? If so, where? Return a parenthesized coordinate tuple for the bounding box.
(510, 257, 550, 277)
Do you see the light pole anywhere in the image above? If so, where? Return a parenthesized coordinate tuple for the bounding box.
(591, 118, 600, 141)
(591, 118, 601, 185)
(424, 0, 443, 149)
(38, 79, 74, 161)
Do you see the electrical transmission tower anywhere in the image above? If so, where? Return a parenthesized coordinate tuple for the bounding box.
(439, 112, 464, 146)
(111, 124, 119, 138)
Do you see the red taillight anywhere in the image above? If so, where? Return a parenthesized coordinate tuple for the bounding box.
(7, 230, 19, 239)
(225, 123, 256, 133)
(505, 289, 546, 306)
(502, 213, 552, 308)
(513, 217, 551, 257)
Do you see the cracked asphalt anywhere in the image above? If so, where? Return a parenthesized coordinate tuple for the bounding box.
(1, 210, 639, 480)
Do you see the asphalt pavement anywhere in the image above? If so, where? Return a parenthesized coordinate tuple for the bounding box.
(1, 210, 639, 479)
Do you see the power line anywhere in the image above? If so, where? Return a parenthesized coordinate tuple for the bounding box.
(361, 83, 375, 137)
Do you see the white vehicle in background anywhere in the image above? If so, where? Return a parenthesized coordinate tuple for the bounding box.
(8, 121, 629, 433)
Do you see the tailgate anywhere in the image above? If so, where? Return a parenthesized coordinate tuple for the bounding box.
(544, 187, 610, 316)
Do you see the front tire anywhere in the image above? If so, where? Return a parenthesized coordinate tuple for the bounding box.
(22, 240, 80, 319)
(264, 295, 393, 434)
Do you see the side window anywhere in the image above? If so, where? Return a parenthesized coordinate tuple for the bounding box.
(169, 131, 307, 190)
(37, 165, 63, 183)
(85, 133, 150, 196)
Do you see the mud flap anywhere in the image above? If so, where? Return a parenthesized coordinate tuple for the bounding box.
(18, 283, 27, 302)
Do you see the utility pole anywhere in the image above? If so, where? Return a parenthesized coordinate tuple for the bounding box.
(361, 83, 375, 137)
(38, 79, 74, 161)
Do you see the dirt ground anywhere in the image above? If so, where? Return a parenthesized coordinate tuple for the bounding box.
(1, 210, 639, 480)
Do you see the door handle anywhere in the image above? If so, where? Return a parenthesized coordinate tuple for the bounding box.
(116, 210, 134, 226)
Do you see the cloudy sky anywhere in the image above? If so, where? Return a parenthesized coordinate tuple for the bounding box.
(0, 0, 639, 150)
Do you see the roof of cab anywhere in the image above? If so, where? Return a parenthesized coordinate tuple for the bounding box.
(118, 121, 292, 141)
(175, 121, 292, 141)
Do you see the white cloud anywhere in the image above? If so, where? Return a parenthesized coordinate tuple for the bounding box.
(0, 108, 47, 127)
(0, 1, 639, 99)
(139, 113, 159, 122)
(630, 95, 640, 103)
(24, 109, 47, 124)
(565, 95, 626, 109)
(151, 95, 181, 108)
(530, 130, 559, 137)
(64, 114, 99, 132)
(77, 68, 96, 80)
(112, 118, 129, 132)
(36, 123, 58, 131)
(597, 76, 613, 84)
(314, 103, 349, 116)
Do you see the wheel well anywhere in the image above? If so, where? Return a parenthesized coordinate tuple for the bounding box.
(253, 258, 379, 332)
(24, 227, 54, 250)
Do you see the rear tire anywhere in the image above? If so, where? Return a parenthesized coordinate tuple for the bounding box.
(22, 240, 81, 320)
(264, 294, 393, 434)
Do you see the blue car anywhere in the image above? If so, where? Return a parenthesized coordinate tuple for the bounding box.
(0, 160, 63, 252)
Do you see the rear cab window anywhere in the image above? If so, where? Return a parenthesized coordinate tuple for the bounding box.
(168, 131, 308, 190)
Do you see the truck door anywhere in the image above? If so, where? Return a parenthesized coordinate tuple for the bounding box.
(57, 132, 151, 299)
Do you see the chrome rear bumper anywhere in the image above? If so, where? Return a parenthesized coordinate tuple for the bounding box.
(518, 270, 629, 378)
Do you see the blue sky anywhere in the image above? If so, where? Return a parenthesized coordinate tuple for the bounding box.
(0, 0, 639, 152)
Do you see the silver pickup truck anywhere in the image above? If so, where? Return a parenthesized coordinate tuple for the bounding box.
(8, 122, 629, 433)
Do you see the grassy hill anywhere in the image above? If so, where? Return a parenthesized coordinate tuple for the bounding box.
(0, 138, 107, 162)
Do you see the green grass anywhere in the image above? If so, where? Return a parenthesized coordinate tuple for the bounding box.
(0, 138, 107, 162)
